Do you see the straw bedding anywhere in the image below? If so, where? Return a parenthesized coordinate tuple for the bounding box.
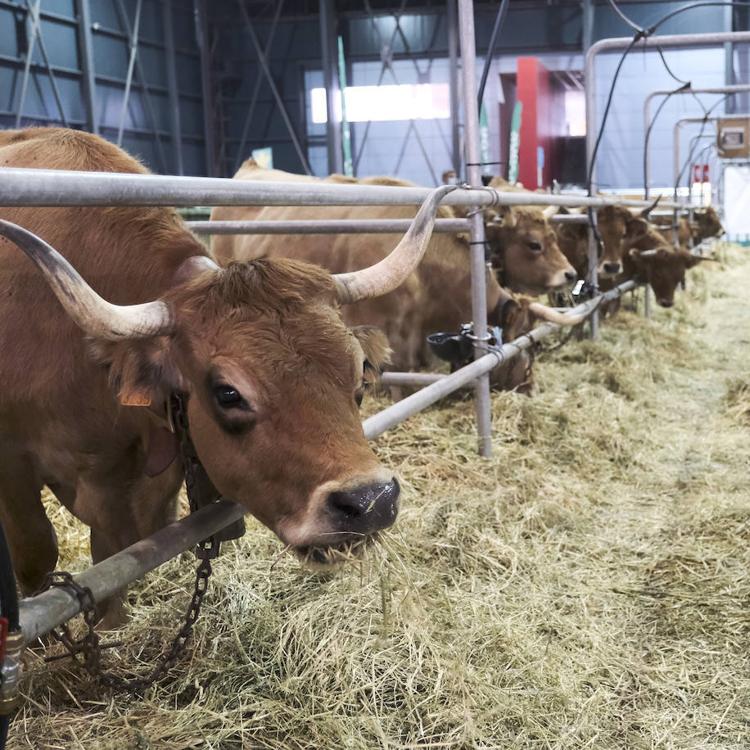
(9, 244, 750, 749)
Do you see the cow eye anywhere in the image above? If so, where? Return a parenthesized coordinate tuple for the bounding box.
(527, 240, 543, 252)
(213, 384, 248, 410)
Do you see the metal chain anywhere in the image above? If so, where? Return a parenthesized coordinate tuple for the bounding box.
(42, 540, 215, 693)
(39, 393, 221, 693)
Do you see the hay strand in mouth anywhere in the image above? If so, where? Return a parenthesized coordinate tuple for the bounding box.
(10, 245, 750, 749)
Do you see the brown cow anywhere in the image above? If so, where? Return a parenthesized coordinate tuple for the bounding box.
(212, 164, 581, 391)
(652, 206, 724, 250)
(0, 128, 450, 624)
(483, 176, 577, 294)
(596, 207, 714, 307)
(627, 246, 707, 307)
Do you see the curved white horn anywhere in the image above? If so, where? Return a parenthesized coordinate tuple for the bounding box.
(334, 185, 456, 303)
(0, 220, 173, 340)
(528, 301, 589, 326)
(542, 205, 558, 219)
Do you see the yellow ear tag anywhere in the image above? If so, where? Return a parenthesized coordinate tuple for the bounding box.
(119, 389, 152, 407)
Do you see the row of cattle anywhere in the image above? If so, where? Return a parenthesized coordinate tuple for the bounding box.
(0, 128, 722, 627)
(211, 161, 723, 392)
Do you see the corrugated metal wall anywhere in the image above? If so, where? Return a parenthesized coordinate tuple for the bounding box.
(0, 1, 746, 189)
(0, 0, 207, 174)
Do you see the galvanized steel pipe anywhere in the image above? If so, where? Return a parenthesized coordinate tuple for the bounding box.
(0, 168, 680, 210)
(19, 500, 245, 643)
(458, 0, 493, 458)
(364, 278, 638, 440)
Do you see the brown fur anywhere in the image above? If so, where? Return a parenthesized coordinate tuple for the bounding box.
(0, 128, 395, 623)
(212, 165, 574, 392)
(595, 204, 708, 307)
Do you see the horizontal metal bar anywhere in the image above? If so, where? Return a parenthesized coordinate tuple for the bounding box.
(363, 278, 638, 440)
(19, 500, 244, 643)
(192, 215, 598, 234)
(549, 213, 590, 224)
(381, 372, 447, 387)
(189, 218, 471, 235)
(0, 168, 681, 209)
(588, 31, 750, 60)
(18, 274, 641, 641)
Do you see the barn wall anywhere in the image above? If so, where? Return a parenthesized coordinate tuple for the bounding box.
(0, 0, 206, 175)
(0, 0, 746, 188)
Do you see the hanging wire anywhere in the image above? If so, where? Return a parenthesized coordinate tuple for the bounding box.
(588, 0, 750, 196)
(477, 0, 510, 111)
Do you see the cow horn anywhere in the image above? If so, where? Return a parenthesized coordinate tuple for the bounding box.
(637, 249, 660, 258)
(527, 302, 589, 326)
(333, 185, 456, 303)
(639, 195, 661, 218)
(542, 205, 558, 219)
(0, 220, 173, 340)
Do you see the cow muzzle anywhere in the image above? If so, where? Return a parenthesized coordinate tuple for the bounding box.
(283, 474, 400, 565)
(599, 261, 622, 277)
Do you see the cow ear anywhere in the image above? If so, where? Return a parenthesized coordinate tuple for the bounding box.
(350, 326, 392, 382)
(89, 337, 184, 414)
(682, 252, 704, 269)
(496, 205, 516, 228)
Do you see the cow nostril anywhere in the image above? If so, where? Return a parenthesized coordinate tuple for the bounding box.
(603, 262, 621, 275)
(564, 270, 577, 282)
(326, 478, 400, 532)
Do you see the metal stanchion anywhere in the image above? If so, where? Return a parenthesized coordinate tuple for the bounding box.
(457, 0, 493, 458)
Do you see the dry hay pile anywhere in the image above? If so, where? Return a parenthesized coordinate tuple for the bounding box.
(10, 245, 750, 749)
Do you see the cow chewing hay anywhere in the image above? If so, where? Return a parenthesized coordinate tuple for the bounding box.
(8, 244, 749, 750)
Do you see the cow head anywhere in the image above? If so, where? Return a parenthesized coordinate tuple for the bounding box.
(0, 187, 453, 565)
(628, 247, 709, 307)
(693, 206, 724, 242)
(484, 205, 577, 294)
(595, 205, 633, 278)
(553, 210, 590, 279)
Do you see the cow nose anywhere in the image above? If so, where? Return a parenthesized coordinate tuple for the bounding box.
(327, 478, 400, 534)
(603, 262, 621, 275)
(658, 299, 673, 308)
(564, 269, 577, 283)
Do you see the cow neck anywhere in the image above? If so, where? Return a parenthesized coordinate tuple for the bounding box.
(169, 392, 246, 544)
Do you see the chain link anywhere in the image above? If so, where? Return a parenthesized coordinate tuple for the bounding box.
(42, 543, 214, 693)
(39, 393, 222, 693)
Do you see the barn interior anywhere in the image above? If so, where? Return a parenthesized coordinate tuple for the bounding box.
(0, 1, 749, 748)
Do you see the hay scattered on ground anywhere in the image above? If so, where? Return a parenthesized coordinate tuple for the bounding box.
(9, 245, 750, 749)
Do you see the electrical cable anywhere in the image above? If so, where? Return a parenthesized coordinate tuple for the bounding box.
(477, 0, 510, 112)
(674, 93, 733, 196)
(589, 0, 750, 195)
(642, 83, 691, 196)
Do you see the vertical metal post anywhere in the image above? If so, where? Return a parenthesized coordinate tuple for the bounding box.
(582, 0, 594, 54)
(447, 0, 461, 176)
(116, 0, 143, 146)
(583, 1, 599, 337)
(195, 0, 217, 176)
(74, 0, 98, 134)
(163, 0, 184, 175)
(457, 0, 493, 458)
(24, 0, 69, 127)
(319, 0, 343, 174)
(725, 4, 735, 113)
(14, 0, 41, 128)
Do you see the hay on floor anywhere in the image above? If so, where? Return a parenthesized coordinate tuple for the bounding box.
(9, 245, 750, 750)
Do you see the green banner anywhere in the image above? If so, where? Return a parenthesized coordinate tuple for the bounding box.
(479, 103, 491, 178)
(337, 36, 353, 177)
(508, 101, 522, 184)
